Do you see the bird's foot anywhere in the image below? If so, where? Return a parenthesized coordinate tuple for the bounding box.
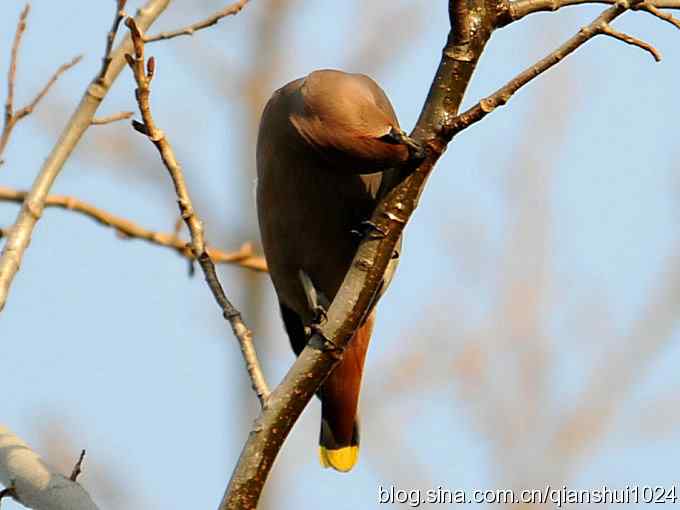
(312, 303, 328, 324)
(304, 303, 328, 338)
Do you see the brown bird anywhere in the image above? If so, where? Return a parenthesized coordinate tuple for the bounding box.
(256, 69, 420, 472)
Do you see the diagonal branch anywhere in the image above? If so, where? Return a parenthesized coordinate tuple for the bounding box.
(69, 450, 86, 482)
(504, 0, 680, 24)
(0, 186, 267, 271)
(0, 6, 81, 164)
(455, 0, 680, 136)
(4, 5, 29, 132)
(551, 251, 680, 467)
(219, 0, 680, 505)
(13, 56, 84, 123)
(124, 18, 270, 405)
(99, 0, 128, 80)
(445, 5, 628, 137)
(219, 0, 501, 506)
(599, 21, 662, 60)
(0, 0, 171, 314)
(144, 0, 251, 43)
(636, 2, 680, 29)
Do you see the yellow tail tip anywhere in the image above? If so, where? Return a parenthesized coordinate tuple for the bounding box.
(319, 445, 358, 472)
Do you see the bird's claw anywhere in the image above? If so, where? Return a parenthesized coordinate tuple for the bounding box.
(312, 304, 328, 324)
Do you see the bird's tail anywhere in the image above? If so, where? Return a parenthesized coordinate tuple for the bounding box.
(318, 312, 374, 472)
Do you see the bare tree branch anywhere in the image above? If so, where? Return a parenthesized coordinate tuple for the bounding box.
(14, 56, 84, 122)
(90, 111, 134, 126)
(0, 186, 266, 271)
(0, 6, 81, 163)
(4, 5, 29, 133)
(124, 18, 270, 405)
(505, 0, 680, 23)
(551, 251, 680, 469)
(600, 20, 662, 60)
(0, 0, 171, 313)
(220, 0, 500, 506)
(219, 0, 680, 505)
(444, 2, 674, 138)
(144, 0, 251, 43)
(636, 2, 680, 29)
(99, 0, 128, 80)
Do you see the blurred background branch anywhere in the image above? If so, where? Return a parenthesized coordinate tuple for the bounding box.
(0, 186, 266, 271)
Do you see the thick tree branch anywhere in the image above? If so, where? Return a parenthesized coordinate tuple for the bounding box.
(144, 0, 251, 43)
(0, 186, 266, 272)
(0, 0, 171, 313)
(220, 0, 680, 505)
(124, 18, 270, 405)
(219, 0, 501, 507)
(0, 6, 81, 164)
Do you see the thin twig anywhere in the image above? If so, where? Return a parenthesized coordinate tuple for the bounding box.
(599, 21, 662, 60)
(99, 0, 128, 80)
(91, 111, 134, 125)
(0, 186, 266, 271)
(144, 0, 250, 42)
(636, 2, 680, 28)
(125, 18, 270, 404)
(444, 5, 628, 137)
(0, 0, 171, 313)
(69, 450, 86, 482)
(5, 5, 29, 130)
(15, 55, 83, 122)
(505, 0, 612, 22)
(504, 0, 680, 24)
(0, 7, 81, 163)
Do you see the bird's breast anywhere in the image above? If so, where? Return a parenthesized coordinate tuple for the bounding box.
(257, 155, 380, 323)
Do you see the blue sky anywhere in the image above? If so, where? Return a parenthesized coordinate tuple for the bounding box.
(1, 1, 679, 508)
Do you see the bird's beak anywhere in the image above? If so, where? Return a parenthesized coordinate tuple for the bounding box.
(379, 127, 426, 161)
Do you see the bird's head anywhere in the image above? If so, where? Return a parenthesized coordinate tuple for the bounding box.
(288, 69, 422, 173)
